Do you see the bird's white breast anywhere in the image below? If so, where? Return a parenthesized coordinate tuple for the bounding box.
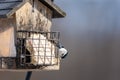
(59, 48, 68, 57)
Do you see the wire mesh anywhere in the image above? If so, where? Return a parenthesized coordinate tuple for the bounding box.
(0, 57, 16, 69)
(0, 30, 59, 69)
(16, 30, 60, 69)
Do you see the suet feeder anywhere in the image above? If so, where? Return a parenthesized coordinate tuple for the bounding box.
(0, 0, 66, 71)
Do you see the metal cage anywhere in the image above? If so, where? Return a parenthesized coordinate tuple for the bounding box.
(0, 30, 60, 69)
(16, 30, 60, 69)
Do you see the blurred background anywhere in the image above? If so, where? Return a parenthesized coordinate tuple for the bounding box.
(1, 0, 120, 80)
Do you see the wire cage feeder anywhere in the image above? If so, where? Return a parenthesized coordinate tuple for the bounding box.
(0, 30, 60, 70)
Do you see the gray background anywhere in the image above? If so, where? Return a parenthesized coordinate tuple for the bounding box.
(1, 0, 120, 80)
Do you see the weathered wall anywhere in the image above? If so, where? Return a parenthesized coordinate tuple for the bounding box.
(0, 17, 16, 57)
(16, 0, 52, 32)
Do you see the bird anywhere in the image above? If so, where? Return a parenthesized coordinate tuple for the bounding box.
(56, 43, 68, 59)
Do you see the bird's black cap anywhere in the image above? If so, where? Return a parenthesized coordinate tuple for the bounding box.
(56, 43, 64, 48)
